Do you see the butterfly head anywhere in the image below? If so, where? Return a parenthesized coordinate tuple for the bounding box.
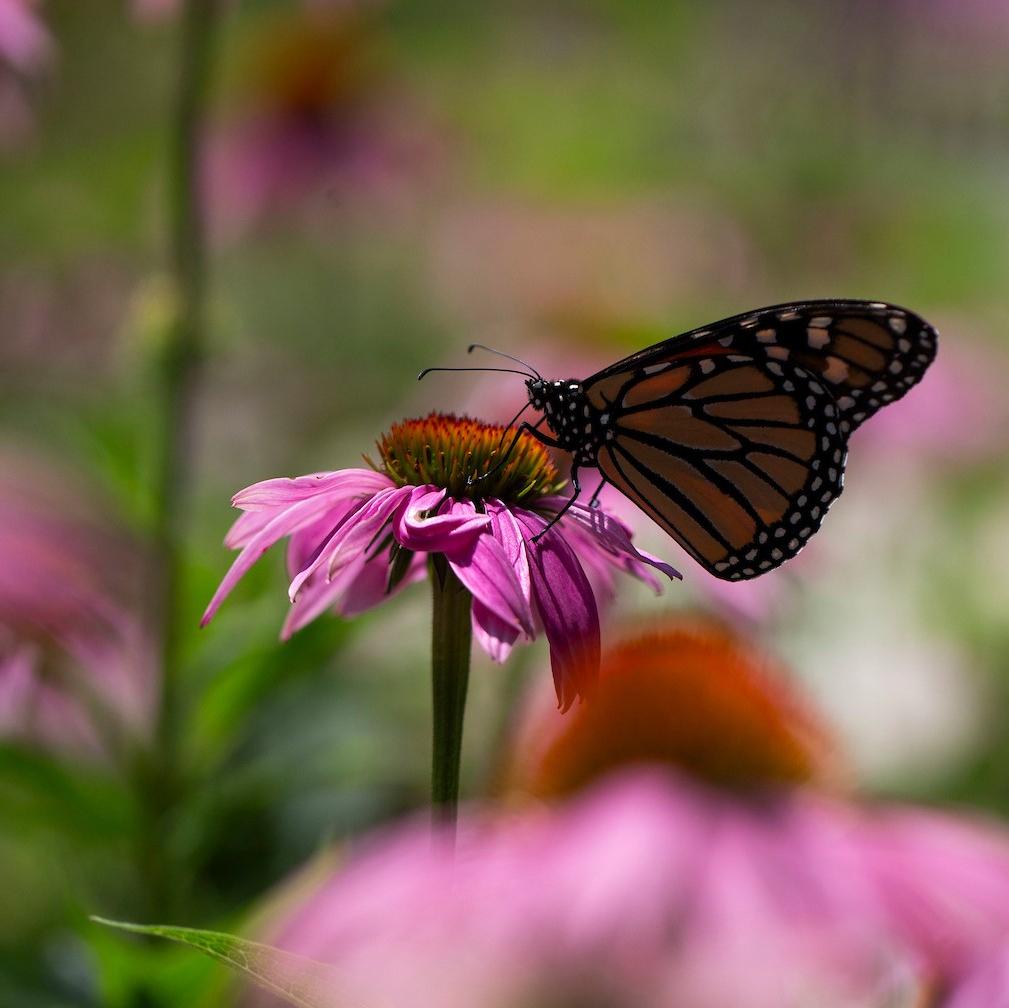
(526, 377, 598, 453)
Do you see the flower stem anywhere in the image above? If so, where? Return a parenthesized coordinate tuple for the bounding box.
(429, 557, 472, 832)
(140, 0, 220, 917)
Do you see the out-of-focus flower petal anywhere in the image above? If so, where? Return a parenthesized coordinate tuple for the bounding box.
(947, 942, 1009, 1008)
(0, 451, 152, 756)
(0, 0, 53, 73)
(249, 772, 988, 1008)
(515, 509, 600, 711)
(859, 808, 1009, 977)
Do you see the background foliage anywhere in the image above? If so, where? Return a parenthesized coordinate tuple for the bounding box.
(3, 1, 1009, 1004)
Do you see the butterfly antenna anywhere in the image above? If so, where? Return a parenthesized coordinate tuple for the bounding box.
(417, 366, 538, 381)
(466, 344, 541, 380)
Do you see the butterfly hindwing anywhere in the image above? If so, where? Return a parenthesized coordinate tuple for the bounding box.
(592, 352, 846, 580)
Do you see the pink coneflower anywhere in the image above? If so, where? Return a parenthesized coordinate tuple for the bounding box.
(204, 413, 678, 815)
(501, 617, 1009, 999)
(228, 619, 1009, 1008)
(0, 0, 52, 149)
(202, 4, 436, 237)
(0, 452, 151, 756)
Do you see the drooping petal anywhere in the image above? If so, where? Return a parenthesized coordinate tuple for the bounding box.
(233, 469, 392, 510)
(202, 494, 345, 626)
(557, 499, 682, 585)
(447, 510, 535, 638)
(471, 599, 521, 663)
(486, 500, 532, 606)
(393, 490, 490, 554)
(514, 509, 600, 712)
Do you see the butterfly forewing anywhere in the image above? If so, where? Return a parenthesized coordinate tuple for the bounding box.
(587, 300, 937, 434)
(592, 353, 846, 580)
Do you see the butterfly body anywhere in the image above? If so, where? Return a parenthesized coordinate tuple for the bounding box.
(520, 300, 937, 581)
(525, 378, 607, 466)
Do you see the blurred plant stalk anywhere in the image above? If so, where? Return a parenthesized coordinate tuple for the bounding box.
(140, 0, 222, 917)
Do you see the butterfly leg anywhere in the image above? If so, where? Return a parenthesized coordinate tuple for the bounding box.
(587, 475, 607, 509)
(532, 467, 581, 542)
(469, 419, 560, 487)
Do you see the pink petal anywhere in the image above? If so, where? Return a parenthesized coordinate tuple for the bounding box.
(948, 943, 1009, 1008)
(283, 545, 427, 637)
(471, 599, 520, 663)
(224, 508, 276, 550)
(0, 0, 53, 74)
(514, 509, 600, 712)
(286, 501, 365, 578)
(561, 500, 682, 584)
(288, 486, 410, 601)
(486, 501, 532, 603)
(448, 514, 534, 638)
(281, 555, 371, 639)
(393, 490, 490, 553)
(201, 495, 345, 626)
(233, 469, 391, 510)
(338, 552, 427, 618)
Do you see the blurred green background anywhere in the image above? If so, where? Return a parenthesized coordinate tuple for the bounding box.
(2, 1, 1009, 1004)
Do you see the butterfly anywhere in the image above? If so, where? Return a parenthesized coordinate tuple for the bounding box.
(424, 300, 938, 580)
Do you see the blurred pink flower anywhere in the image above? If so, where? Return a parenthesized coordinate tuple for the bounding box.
(0, 0, 52, 149)
(947, 942, 1009, 1008)
(245, 770, 1009, 1008)
(0, 0, 49, 71)
(242, 621, 1009, 1008)
(203, 4, 437, 236)
(0, 452, 152, 755)
(428, 199, 752, 337)
(203, 414, 678, 709)
(850, 329, 1008, 466)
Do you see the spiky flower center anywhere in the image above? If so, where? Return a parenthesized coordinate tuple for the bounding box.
(515, 622, 842, 799)
(370, 413, 567, 503)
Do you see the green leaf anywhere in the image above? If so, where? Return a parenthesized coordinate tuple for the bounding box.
(91, 918, 354, 1008)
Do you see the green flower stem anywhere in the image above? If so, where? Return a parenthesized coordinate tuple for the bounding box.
(429, 557, 473, 832)
(140, 0, 221, 917)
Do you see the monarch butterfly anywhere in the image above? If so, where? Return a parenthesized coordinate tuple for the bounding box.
(422, 300, 938, 581)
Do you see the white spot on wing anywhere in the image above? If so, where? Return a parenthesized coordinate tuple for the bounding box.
(807, 328, 830, 349)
